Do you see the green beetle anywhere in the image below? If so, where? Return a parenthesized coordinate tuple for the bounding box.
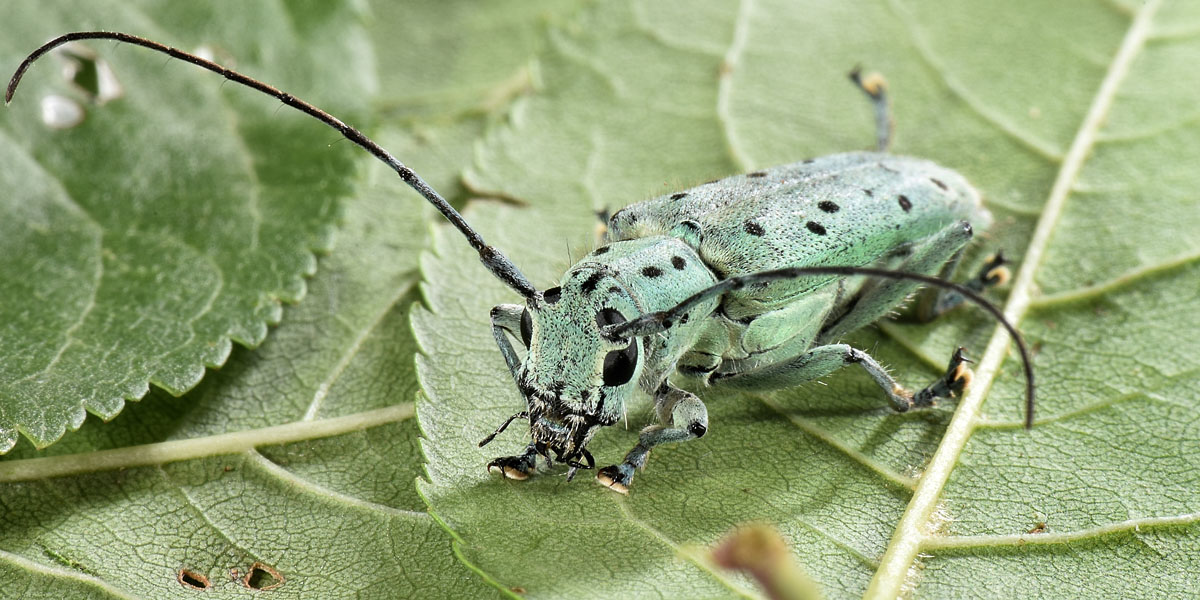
(9, 35, 1033, 494)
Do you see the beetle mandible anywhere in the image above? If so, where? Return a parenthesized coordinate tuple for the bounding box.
(9, 33, 1035, 494)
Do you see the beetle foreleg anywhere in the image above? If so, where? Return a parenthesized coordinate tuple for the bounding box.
(487, 441, 541, 481)
(490, 304, 527, 380)
(596, 382, 708, 494)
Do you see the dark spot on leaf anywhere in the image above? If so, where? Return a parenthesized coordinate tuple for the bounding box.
(642, 266, 663, 278)
(898, 195, 912, 212)
(818, 200, 839, 213)
(670, 192, 688, 200)
(744, 221, 765, 236)
(671, 256, 687, 270)
(178, 569, 210, 590)
(243, 563, 283, 591)
(806, 221, 827, 235)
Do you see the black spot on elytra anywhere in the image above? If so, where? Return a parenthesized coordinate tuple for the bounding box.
(863, 188, 874, 197)
(747, 171, 767, 178)
(580, 389, 591, 402)
(806, 221, 827, 235)
(609, 286, 622, 294)
(670, 192, 688, 200)
(581, 272, 604, 294)
(671, 256, 687, 270)
(803, 158, 815, 164)
(593, 245, 610, 255)
(898, 195, 912, 212)
(680, 313, 690, 324)
(744, 221, 765, 236)
(930, 177, 948, 191)
(542, 286, 562, 304)
(642, 266, 663, 278)
(818, 200, 840, 213)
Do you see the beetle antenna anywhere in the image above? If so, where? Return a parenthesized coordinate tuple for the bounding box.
(6, 31, 537, 300)
(605, 265, 1036, 429)
(478, 411, 529, 447)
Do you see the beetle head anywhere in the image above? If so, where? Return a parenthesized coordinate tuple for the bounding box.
(485, 267, 643, 479)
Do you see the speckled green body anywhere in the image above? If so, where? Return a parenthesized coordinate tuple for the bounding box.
(487, 151, 992, 489)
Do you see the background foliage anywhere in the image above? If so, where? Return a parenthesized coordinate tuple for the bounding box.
(1, 1, 1197, 598)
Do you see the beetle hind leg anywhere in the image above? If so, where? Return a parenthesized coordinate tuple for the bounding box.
(916, 251, 1010, 321)
(912, 346, 974, 407)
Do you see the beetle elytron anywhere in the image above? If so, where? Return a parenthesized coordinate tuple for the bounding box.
(9, 33, 1034, 494)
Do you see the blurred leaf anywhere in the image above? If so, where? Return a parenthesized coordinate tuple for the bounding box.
(0, 1, 371, 451)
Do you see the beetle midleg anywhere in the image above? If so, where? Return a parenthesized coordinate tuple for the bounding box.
(709, 344, 916, 411)
(596, 382, 708, 494)
(490, 304, 526, 379)
(816, 220, 974, 345)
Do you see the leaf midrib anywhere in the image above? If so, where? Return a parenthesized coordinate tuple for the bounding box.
(864, 1, 1164, 597)
(0, 403, 413, 483)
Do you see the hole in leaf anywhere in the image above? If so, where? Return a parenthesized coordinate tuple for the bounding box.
(39, 95, 84, 129)
(54, 43, 122, 104)
(177, 568, 210, 590)
(242, 562, 284, 590)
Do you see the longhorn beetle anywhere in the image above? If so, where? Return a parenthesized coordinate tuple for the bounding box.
(9, 33, 1034, 494)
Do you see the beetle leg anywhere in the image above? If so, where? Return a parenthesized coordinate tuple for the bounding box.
(817, 220, 974, 344)
(849, 66, 892, 152)
(597, 382, 708, 494)
(916, 251, 1011, 321)
(710, 343, 969, 413)
(490, 304, 527, 381)
(488, 442, 541, 481)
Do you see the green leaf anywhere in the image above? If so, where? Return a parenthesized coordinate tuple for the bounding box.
(0, 0, 577, 594)
(415, 1, 1200, 598)
(0, 1, 372, 451)
(0, 114, 500, 596)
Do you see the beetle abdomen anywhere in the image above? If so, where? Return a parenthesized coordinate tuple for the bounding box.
(608, 152, 987, 315)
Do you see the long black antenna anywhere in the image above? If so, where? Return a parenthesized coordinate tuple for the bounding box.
(605, 265, 1036, 429)
(6, 31, 537, 300)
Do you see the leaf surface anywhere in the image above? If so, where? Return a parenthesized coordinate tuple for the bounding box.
(414, 1, 1200, 598)
(0, 1, 371, 451)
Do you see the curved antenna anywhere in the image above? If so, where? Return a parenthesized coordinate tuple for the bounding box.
(604, 265, 1035, 429)
(6, 31, 537, 300)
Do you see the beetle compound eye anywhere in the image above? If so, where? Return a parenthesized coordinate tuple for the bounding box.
(595, 307, 626, 328)
(520, 308, 533, 348)
(602, 339, 638, 387)
(542, 286, 562, 304)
